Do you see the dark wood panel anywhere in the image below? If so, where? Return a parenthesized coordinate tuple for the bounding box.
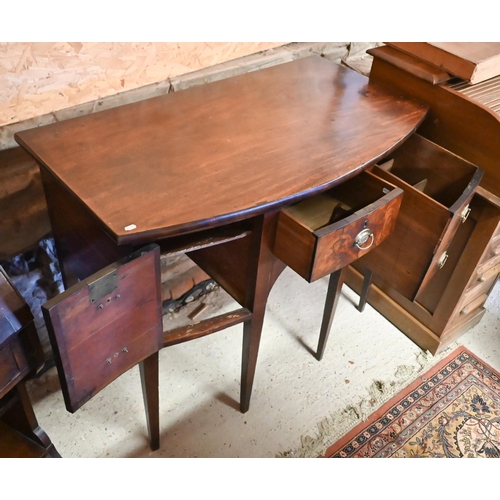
(311, 186, 402, 282)
(1, 269, 44, 396)
(385, 42, 500, 84)
(0, 147, 51, 259)
(40, 168, 133, 287)
(42, 245, 162, 413)
(0, 420, 49, 458)
(274, 171, 403, 283)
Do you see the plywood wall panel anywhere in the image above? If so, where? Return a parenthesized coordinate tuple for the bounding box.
(0, 42, 286, 127)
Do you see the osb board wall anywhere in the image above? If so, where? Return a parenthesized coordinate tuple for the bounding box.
(0, 42, 286, 129)
(0, 42, 380, 151)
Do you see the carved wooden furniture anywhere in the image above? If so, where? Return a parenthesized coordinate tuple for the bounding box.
(42, 244, 162, 450)
(0, 266, 60, 458)
(15, 56, 427, 413)
(341, 43, 500, 354)
(272, 170, 403, 360)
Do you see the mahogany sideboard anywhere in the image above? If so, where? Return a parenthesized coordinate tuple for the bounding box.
(14, 56, 427, 412)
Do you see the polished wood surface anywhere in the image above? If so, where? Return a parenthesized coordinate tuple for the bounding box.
(1, 268, 44, 395)
(15, 56, 427, 245)
(0, 147, 51, 260)
(370, 46, 451, 84)
(42, 245, 162, 412)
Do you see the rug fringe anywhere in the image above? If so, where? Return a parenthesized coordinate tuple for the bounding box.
(276, 344, 456, 458)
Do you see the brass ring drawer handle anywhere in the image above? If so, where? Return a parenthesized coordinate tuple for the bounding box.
(354, 228, 374, 251)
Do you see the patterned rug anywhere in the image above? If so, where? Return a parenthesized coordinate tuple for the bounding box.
(323, 347, 500, 458)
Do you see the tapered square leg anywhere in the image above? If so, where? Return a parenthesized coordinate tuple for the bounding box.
(316, 269, 344, 361)
(139, 352, 160, 451)
(358, 268, 373, 313)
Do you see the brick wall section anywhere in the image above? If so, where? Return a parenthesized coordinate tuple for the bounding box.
(160, 254, 210, 302)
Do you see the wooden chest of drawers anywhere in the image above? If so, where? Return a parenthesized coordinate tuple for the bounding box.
(343, 136, 500, 353)
(1, 267, 58, 457)
(343, 43, 500, 354)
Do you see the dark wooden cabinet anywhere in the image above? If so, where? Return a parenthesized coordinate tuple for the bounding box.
(0, 266, 59, 457)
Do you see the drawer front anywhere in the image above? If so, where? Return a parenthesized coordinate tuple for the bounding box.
(461, 273, 497, 309)
(451, 271, 499, 328)
(477, 232, 500, 271)
(273, 171, 403, 282)
(451, 296, 488, 329)
(310, 194, 402, 281)
(469, 262, 500, 292)
(414, 191, 476, 300)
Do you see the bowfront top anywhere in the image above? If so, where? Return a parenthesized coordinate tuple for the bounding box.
(15, 56, 427, 244)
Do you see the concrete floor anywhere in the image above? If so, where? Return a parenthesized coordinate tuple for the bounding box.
(26, 266, 500, 458)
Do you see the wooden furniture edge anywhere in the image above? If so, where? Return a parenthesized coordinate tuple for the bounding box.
(163, 308, 252, 347)
(368, 46, 451, 84)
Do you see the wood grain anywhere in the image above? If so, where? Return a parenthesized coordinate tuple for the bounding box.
(42, 245, 162, 413)
(17, 56, 429, 414)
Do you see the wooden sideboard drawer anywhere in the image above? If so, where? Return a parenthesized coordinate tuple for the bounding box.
(356, 134, 483, 301)
(477, 233, 500, 271)
(450, 296, 488, 330)
(450, 270, 498, 329)
(471, 260, 500, 289)
(460, 272, 497, 310)
(272, 171, 403, 282)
